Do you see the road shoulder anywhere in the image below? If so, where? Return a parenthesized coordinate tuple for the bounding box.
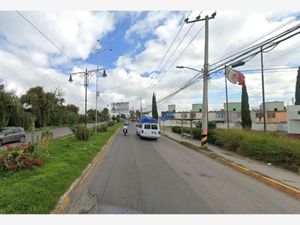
(162, 133, 300, 201)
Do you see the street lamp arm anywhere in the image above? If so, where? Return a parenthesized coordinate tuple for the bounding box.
(176, 65, 203, 73)
(69, 71, 85, 76)
(96, 47, 112, 54)
(88, 67, 106, 74)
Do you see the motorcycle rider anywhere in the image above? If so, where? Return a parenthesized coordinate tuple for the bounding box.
(123, 122, 128, 135)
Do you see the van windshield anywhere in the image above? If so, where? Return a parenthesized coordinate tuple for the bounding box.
(144, 124, 150, 129)
(151, 124, 158, 130)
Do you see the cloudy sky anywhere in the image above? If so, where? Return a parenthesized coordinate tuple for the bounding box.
(0, 10, 299, 114)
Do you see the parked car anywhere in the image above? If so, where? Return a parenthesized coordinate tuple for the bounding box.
(0, 127, 26, 146)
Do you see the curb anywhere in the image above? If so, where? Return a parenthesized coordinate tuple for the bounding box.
(162, 133, 300, 201)
(52, 127, 121, 214)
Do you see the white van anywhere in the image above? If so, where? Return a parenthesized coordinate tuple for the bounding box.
(136, 122, 160, 140)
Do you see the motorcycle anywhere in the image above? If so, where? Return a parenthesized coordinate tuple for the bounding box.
(123, 127, 128, 136)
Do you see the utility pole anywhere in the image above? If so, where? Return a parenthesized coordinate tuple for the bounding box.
(84, 69, 88, 129)
(224, 66, 230, 129)
(95, 72, 99, 133)
(140, 98, 143, 118)
(185, 12, 216, 148)
(260, 46, 267, 132)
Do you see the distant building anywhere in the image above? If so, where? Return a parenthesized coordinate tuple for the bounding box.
(251, 110, 287, 123)
(192, 103, 203, 112)
(223, 102, 241, 124)
(111, 102, 129, 117)
(260, 101, 285, 111)
(287, 105, 300, 134)
(168, 104, 176, 112)
(208, 111, 224, 123)
(224, 102, 241, 112)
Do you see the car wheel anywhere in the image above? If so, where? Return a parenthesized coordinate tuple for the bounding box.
(0, 139, 2, 146)
(20, 136, 26, 143)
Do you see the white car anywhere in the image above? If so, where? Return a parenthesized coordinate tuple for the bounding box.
(136, 122, 160, 140)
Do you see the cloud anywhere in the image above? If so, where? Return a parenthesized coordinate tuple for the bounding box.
(0, 10, 299, 115)
(0, 11, 115, 62)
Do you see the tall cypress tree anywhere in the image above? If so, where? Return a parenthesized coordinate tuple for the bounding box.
(152, 92, 158, 119)
(295, 67, 300, 105)
(241, 85, 252, 130)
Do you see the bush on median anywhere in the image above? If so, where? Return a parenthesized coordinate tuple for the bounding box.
(96, 124, 108, 133)
(72, 125, 90, 141)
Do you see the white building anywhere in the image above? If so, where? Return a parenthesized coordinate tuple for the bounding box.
(168, 104, 176, 112)
(287, 105, 300, 134)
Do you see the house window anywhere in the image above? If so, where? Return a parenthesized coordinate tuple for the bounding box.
(267, 112, 275, 118)
(233, 108, 236, 111)
(298, 111, 300, 115)
(274, 108, 277, 111)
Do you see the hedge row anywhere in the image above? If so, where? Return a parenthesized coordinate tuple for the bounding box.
(171, 126, 215, 142)
(209, 129, 300, 172)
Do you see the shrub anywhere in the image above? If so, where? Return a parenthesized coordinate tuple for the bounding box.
(72, 125, 89, 141)
(192, 128, 201, 139)
(97, 124, 108, 133)
(108, 121, 115, 127)
(193, 121, 217, 129)
(171, 126, 181, 134)
(0, 144, 43, 172)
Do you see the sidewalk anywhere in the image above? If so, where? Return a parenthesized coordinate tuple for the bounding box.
(162, 129, 300, 191)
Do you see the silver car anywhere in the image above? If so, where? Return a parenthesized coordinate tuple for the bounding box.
(0, 127, 26, 146)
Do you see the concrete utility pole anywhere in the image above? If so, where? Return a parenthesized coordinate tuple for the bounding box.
(95, 72, 99, 133)
(140, 98, 143, 118)
(260, 46, 267, 132)
(185, 12, 216, 148)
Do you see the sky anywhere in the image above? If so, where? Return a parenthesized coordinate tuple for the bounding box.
(0, 10, 300, 114)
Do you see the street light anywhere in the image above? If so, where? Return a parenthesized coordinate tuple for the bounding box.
(94, 45, 112, 133)
(176, 65, 208, 144)
(68, 68, 107, 129)
(95, 69, 108, 133)
(176, 65, 202, 73)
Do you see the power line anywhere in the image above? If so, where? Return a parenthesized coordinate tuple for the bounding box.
(145, 11, 192, 88)
(147, 22, 196, 88)
(15, 11, 84, 71)
(145, 20, 300, 111)
(153, 24, 205, 88)
(148, 11, 203, 89)
(209, 17, 297, 67)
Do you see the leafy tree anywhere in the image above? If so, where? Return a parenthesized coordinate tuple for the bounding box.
(152, 92, 158, 119)
(87, 108, 96, 122)
(135, 110, 141, 119)
(0, 80, 19, 128)
(295, 67, 300, 105)
(241, 85, 252, 130)
(129, 110, 135, 119)
(100, 107, 110, 121)
(67, 112, 79, 128)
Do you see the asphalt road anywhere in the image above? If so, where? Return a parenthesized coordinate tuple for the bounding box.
(25, 123, 97, 141)
(0, 123, 101, 149)
(64, 124, 300, 214)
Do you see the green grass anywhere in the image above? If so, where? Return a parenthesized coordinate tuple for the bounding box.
(0, 123, 121, 214)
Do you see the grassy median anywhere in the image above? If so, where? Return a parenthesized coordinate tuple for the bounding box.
(0, 123, 120, 214)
